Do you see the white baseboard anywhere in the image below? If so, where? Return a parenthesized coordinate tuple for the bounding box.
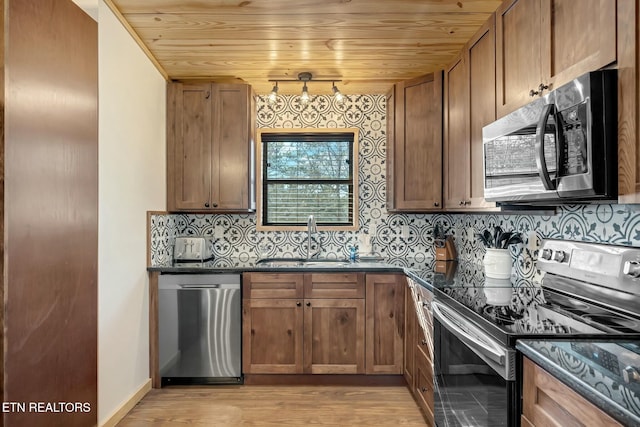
(100, 379, 152, 427)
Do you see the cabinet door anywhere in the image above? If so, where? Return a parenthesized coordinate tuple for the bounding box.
(521, 357, 622, 426)
(467, 16, 498, 210)
(404, 284, 417, 388)
(541, 0, 616, 90)
(303, 299, 365, 374)
(385, 87, 396, 210)
(212, 84, 253, 210)
(496, 0, 543, 116)
(443, 53, 470, 210)
(242, 299, 304, 374)
(365, 274, 405, 374)
(415, 344, 435, 426)
(167, 82, 212, 211)
(394, 72, 443, 211)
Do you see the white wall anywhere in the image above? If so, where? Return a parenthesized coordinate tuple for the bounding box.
(98, 1, 166, 424)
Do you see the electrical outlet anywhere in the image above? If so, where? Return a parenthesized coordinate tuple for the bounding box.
(527, 231, 541, 251)
(369, 222, 377, 236)
(401, 225, 410, 239)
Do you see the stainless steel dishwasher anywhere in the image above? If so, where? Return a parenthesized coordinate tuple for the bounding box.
(158, 274, 242, 385)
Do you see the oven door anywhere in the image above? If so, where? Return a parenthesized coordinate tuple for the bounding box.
(432, 300, 517, 427)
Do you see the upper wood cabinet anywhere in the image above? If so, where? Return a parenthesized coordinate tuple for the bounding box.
(387, 72, 443, 212)
(496, 0, 617, 116)
(444, 17, 498, 211)
(167, 82, 256, 212)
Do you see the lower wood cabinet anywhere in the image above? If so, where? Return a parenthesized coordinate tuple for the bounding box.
(521, 357, 622, 427)
(405, 278, 435, 423)
(242, 272, 404, 375)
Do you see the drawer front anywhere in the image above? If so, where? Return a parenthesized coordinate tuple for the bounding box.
(243, 273, 304, 299)
(415, 346, 435, 424)
(304, 273, 365, 299)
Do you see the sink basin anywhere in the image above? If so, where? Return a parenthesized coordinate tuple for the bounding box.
(256, 257, 352, 267)
(303, 259, 352, 267)
(255, 257, 306, 267)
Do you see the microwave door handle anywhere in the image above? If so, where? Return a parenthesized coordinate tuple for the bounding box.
(535, 103, 557, 190)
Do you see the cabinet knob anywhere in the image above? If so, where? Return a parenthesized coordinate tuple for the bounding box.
(204, 202, 210, 208)
(434, 202, 440, 207)
(213, 203, 218, 208)
(529, 89, 539, 97)
(421, 339, 428, 346)
(296, 301, 301, 307)
(306, 302, 311, 307)
(421, 387, 428, 393)
(459, 200, 465, 206)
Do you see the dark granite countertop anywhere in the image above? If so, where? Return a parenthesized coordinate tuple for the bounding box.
(147, 256, 430, 275)
(517, 339, 640, 426)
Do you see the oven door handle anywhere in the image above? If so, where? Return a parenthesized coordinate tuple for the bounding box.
(535, 103, 557, 191)
(432, 301, 506, 366)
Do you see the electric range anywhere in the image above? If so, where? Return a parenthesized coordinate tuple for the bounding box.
(422, 239, 640, 427)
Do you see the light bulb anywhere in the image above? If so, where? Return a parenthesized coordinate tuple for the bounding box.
(332, 84, 345, 105)
(267, 83, 278, 105)
(300, 82, 310, 105)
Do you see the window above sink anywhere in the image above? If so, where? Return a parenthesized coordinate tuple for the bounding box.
(256, 128, 359, 232)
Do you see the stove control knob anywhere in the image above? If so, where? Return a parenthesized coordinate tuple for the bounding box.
(552, 250, 567, 263)
(623, 366, 640, 384)
(540, 249, 553, 260)
(623, 261, 640, 278)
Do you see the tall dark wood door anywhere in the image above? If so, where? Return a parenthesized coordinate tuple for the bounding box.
(3, 0, 98, 425)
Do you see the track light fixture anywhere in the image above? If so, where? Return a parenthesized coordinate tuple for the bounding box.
(267, 72, 344, 106)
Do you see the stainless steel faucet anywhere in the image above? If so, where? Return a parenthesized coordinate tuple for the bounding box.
(306, 214, 317, 259)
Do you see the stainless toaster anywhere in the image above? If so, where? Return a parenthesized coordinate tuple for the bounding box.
(173, 236, 214, 261)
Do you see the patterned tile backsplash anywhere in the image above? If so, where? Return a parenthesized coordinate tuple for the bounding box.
(150, 93, 640, 281)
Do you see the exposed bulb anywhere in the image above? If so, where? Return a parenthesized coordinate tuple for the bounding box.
(332, 84, 345, 105)
(267, 83, 278, 105)
(300, 82, 310, 106)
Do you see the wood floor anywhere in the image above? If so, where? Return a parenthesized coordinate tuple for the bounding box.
(117, 385, 427, 426)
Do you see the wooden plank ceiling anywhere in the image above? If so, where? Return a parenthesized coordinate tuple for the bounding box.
(107, 0, 502, 95)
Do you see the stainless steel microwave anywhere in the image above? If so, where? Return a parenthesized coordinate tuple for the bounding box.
(482, 71, 617, 204)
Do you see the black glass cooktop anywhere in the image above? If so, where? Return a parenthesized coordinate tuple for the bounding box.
(429, 260, 640, 344)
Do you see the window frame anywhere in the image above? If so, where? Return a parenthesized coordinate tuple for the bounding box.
(256, 128, 359, 231)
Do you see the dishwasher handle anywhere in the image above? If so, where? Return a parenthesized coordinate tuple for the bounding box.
(158, 274, 241, 290)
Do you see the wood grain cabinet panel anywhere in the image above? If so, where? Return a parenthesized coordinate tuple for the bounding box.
(242, 272, 370, 375)
(242, 299, 304, 374)
(403, 283, 417, 388)
(443, 16, 497, 211)
(243, 272, 304, 299)
(414, 343, 435, 426)
(388, 72, 443, 211)
(365, 274, 405, 374)
(304, 298, 366, 374)
(304, 273, 365, 299)
(167, 82, 255, 212)
(522, 357, 622, 426)
(444, 53, 470, 210)
(496, 0, 617, 116)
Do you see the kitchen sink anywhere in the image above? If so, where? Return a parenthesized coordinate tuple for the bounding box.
(256, 257, 352, 267)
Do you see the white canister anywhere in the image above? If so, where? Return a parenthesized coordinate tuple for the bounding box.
(483, 248, 513, 279)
